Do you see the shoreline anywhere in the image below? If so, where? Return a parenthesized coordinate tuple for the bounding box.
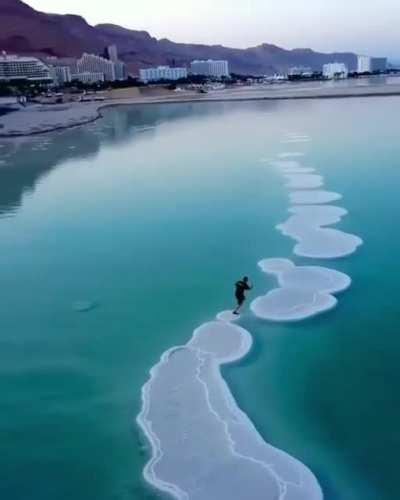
(0, 110, 103, 138)
(1, 82, 400, 138)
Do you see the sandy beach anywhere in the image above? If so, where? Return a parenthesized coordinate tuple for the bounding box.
(1, 79, 400, 137)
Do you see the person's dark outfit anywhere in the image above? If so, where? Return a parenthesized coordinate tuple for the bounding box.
(235, 280, 251, 306)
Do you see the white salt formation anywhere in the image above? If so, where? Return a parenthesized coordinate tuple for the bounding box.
(282, 133, 311, 143)
(252, 288, 337, 322)
(259, 258, 351, 293)
(286, 227, 362, 259)
(288, 205, 348, 226)
(289, 190, 342, 205)
(137, 135, 364, 500)
(254, 146, 362, 321)
(253, 146, 362, 321)
(267, 155, 363, 259)
(281, 138, 311, 144)
(277, 152, 305, 158)
(277, 205, 362, 259)
(286, 133, 310, 139)
(269, 160, 316, 174)
(284, 173, 324, 189)
(258, 258, 296, 274)
(217, 310, 240, 322)
(251, 259, 351, 321)
(138, 315, 323, 500)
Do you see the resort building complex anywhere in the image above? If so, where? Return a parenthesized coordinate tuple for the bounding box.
(0, 46, 128, 86)
(105, 45, 119, 63)
(103, 45, 127, 81)
(323, 62, 348, 79)
(47, 46, 127, 85)
(190, 59, 230, 78)
(139, 59, 230, 83)
(0, 47, 390, 88)
(77, 53, 117, 82)
(357, 55, 387, 73)
(71, 72, 105, 84)
(48, 65, 72, 86)
(0, 52, 51, 81)
(139, 66, 188, 82)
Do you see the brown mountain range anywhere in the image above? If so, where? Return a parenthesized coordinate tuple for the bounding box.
(0, 0, 358, 74)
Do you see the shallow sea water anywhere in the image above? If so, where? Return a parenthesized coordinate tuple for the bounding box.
(1, 97, 400, 499)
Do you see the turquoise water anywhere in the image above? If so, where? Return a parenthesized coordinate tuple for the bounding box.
(0, 97, 399, 499)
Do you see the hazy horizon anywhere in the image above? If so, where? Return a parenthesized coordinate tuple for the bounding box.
(25, 0, 400, 59)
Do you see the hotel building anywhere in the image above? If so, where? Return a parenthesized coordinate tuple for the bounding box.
(0, 52, 51, 81)
(139, 66, 188, 82)
(77, 53, 116, 82)
(323, 62, 348, 79)
(190, 60, 230, 78)
(105, 45, 119, 63)
(71, 72, 105, 84)
(104, 45, 127, 80)
(49, 65, 72, 85)
(357, 55, 387, 73)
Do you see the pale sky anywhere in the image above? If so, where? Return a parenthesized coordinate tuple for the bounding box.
(27, 0, 399, 59)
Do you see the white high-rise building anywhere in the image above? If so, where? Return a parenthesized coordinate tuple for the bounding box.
(49, 65, 72, 85)
(0, 52, 51, 81)
(139, 66, 188, 82)
(358, 55, 372, 73)
(190, 60, 230, 78)
(106, 45, 119, 62)
(323, 62, 348, 79)
(46, 57, 79, 75)
(114, 61, 127, 81)
(103, 45, 127, 80)
(358, 55, 387, 73)
(77, 53, 116, 81)
(71, 72, 105, 84)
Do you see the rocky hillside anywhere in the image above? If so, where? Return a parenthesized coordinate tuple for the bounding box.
(0, 0, 358, 74)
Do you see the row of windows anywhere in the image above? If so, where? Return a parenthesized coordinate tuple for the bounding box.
(0, 62, 50, 78)
(140, 68, 188, 81)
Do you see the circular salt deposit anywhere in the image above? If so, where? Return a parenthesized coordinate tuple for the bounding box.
(277, 152, 305, 158)
(292, 227, 363, 259)
(217, 310, 240, 323)
(258, 258, 295, 275)
(279, 166, 316, 174)
(284, 173, 324, 189)
(277, 204, 362, 258)
(281, 138, 311, 144)
(253, 259, 351, 321)
(290, 190, 342, 205)
(189, 321, 252, 363)
(286, 133, 310, 139)
(288, 205, 348, 226)
(251, 288, 337, 321)
(277, 266, 351, 294)
(270, 160, 315, 174)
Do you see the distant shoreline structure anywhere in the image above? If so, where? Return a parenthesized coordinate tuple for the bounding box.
(1, 78, 400, 138)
